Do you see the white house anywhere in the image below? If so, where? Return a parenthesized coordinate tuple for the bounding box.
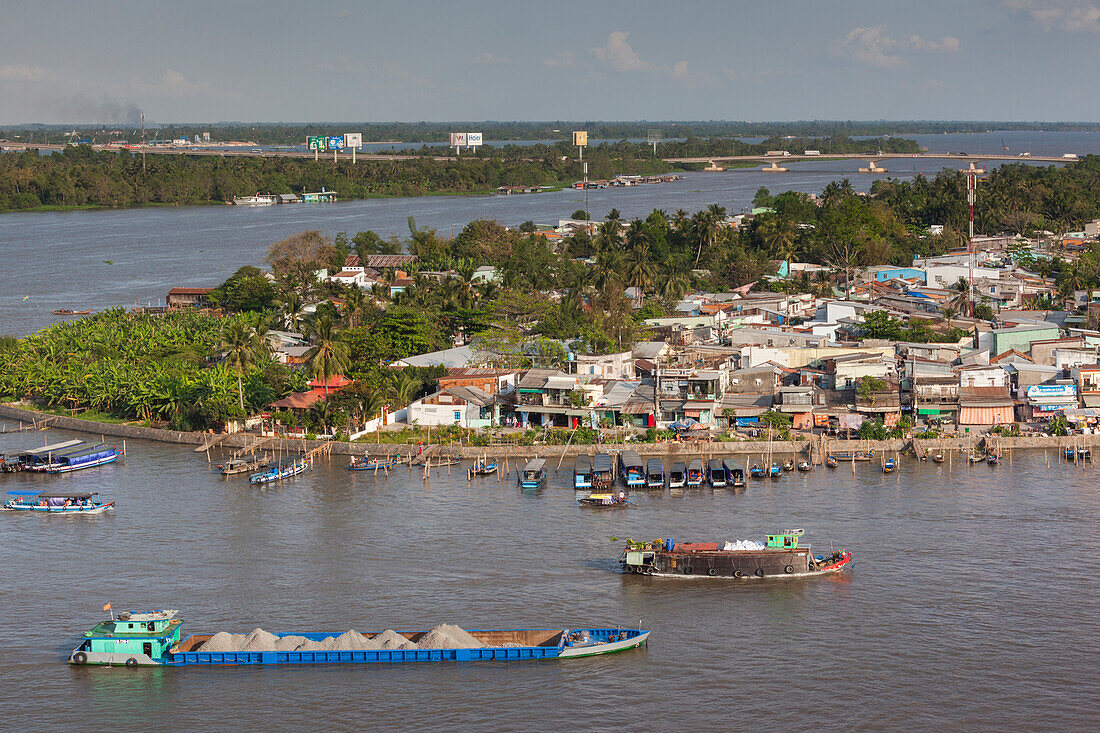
(407, 386, 494, 428)
(328, 255, 379, 290)
(955, 364, 1009, 389)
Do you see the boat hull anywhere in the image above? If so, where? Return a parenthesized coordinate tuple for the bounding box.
(44, 452, 121, 474)
(2, 501, 114, 515)
(622, 547, 851, 580)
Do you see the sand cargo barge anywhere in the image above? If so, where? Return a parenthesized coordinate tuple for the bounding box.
(621, 529, 851, 579)
(68, 610, 649, 667)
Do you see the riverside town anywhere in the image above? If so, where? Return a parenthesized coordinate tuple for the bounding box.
(4, 3, 1100, 731)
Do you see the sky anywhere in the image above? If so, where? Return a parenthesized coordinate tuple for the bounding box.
(2, 0, 1100, 125)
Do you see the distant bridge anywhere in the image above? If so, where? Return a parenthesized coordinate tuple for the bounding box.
(0, 142, 454, 162)
(662, 152, 1075, 165)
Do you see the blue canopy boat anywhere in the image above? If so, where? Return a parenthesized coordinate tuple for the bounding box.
(348, 456, 397, 472)
(645, 458, 665, 488)
(250, 457, 309, 484)
(749, 463, 766, 478)
(573, 454, 593, 489)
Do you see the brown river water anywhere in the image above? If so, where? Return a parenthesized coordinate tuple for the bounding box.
(1, 423, 1098, 731)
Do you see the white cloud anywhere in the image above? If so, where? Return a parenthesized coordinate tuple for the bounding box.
(671, 60, 690, 80)
(831, 26, 960, 68)
(544, 50, 577, 69)
(1004, 1, 1100, 33)
(473, 52, 509, 65)
(591, 31, 654, 72)
(128, 69, 237, 100)
(0, 64, 54, 82)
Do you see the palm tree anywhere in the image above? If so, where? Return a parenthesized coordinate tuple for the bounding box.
(692, 209, 721, 267)
(343, 286, 369, 328)
(625, 246, 657, 304)
(277, 291, 303, 332)
(219, 321, 265, 412)
(305, 315, 351, 399)
(660, 267, 691, 301)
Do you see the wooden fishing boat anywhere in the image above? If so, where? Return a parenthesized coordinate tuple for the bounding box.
(347, 456, 398, 471)
(519, 458, 546, 489)
(986, 452, 999, 465)
(3, 490, 115, 514)
(882, 458, 897, 474)
(645, 459, 665, 488)
(220, 457, 266, 475)
(931, 453, 944, 464)
(796, 460, 811, 472)
(749, 463, 766, 479)
(52, 309, 93, 315)
(621, 529, 852, 579)
(577, 490, 630, 507)
(825, 454, 839, 468)
(468, 459, 497, 477)
(782, 459, 794, 472)
(768, 462, 782, 478)
(968, 451, 985, 464)
(250, 457, 308, 484)
(831, 450, 874, 461)
(1063, 447, 1076, 460)
(707, 459, 727, 487)
(1078, 447, 1091, 460)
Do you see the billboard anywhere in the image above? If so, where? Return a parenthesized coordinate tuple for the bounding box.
(573, 131, 588, 146)
(307, 135, 326, 151)
(344, 132, 362, 149)
(327, 135, 345, 150)
(647, 129, 662, 143)
(466, 132, 483, 147)
(449, 132, 467, 146)
(1027, 384, 1077, 398)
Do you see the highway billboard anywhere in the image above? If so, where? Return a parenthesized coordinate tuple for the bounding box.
(573, 131, 588, 146)
(466, 132, 483, 147)
(307, 135, 326, 151)
(449, 132, 467, 146)
(327, 136, 345, 150)
(344, 133, 362, 148)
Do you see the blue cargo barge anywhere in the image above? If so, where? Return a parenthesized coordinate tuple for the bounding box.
(69, 610, 649, 667)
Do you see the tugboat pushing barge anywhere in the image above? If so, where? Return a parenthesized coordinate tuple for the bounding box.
(620, 529, 851, 579)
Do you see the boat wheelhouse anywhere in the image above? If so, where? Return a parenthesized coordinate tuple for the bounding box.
(3, 490, 115, 514)
(43, 443, 122, 474)
(573, 454, 593, 489)
(620, 529, 852, 579)
(69, 610, 649, 667)
(724, 459, 745, 487)
(592, 453, 614, 489)
(668, 461, 687, 489)
(250, 456, 308, 484)
(619, 451, 645, 488)
(520, 458, 546, 489)
(706, 459, 726, 487)
(645, 459, 665, 488)
(686, 458, 703, 487)
(70, 610, 183, 666)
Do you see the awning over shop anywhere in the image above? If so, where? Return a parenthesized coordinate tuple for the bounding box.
(958, 405, 1014, 425)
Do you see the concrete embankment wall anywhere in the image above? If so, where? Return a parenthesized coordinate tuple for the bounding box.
(1, 404, 1095, 461)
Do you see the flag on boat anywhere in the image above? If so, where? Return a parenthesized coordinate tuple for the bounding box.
(103, 602, 111, 611)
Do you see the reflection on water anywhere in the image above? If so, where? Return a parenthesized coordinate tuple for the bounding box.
(2, 424, 1098, 730)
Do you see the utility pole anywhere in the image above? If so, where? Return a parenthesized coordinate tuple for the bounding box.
(140, 111, 146, 173)
(583, 161, 589, 224)
(960, 162, 984, 316)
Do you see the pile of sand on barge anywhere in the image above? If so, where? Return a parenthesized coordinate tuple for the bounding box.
(197, 624, 494, 653)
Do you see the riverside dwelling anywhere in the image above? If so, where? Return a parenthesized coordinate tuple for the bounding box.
(407, 386, 495, 428)
(327, 255, 379, 290)
(1071, 365, 1100, 408)
(508, 369, 586, 428)
(268, 375, 353, 422)
(166, 287, 214, 309)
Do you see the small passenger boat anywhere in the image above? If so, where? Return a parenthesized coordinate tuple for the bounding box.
(750, 463, 766, 478)
(882, 458, 897, 474)
(724, 459, 745, 487)
(52, 309, 93, 316)
(986, 452, 998, 465)
(573, 454, 593, 489)
(797, 460, 811, 472)
(825, 454, 839, 468)
(467, 458, 497, 477)
(1063, 447, 1076, 460)
(707, 459, 727, 487)
(220, 457, 266, 475)
(619, 451, 645, 489)
(686, 458, 703, 487)
(645, 459, 665, 488)
(620, 529, 852, 579)
(832, 450, 874, 461)
(577, 490, 630, 507)
(1078, 447, 1091, 460)
(968, 451, 985, 464)
(931, 453, 944, 464)
(768, 462, 782, 478)
(3, 490, 115, 514)
(250, 456, 308, 484)
(592, 453, 614, 489)
(519, 458, 546, 489)
(44, 443, 123, 474)
(668, 462, 687, 489)
(69, 609, 649, 667)
(782, 459, 794, 472)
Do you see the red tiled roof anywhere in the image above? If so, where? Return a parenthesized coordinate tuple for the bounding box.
(167, 287, 214, 295)
(270, 392, 322, 410)
(309, 375, 352, 390)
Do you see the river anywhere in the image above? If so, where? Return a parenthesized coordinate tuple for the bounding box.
(1, 423, 1097, 731)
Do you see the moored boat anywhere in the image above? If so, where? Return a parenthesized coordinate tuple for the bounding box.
(645, 458, 665, 488)
(68, 609, 649, 666)
(250, 456, 308, 484)
(348, 456, 397, 472)
(1078, 447, 1091, 460)
(706, 458, 726, 487)
(14, 439, 85, 471)
(668, 461, 687, 489)
(969, 451, 985, 464)
(832, 450, 874, 461)
(3, 490, 115, 514)
(232, 194, 277, 205)
(768, 462, 782, 478)
(750, 463, 766, 478)
(519, 458, 546, 489)
(592, 453, 614, 489)
(577, 490, 630, 507)
(931, 453, 944, 464)
(724, 459, 745, 487)
(782, 459, 794, 472)
(43, 443, 122, 474)
(882, 458, 897, 474)
(220, 457, 266, 475)
(1063, 447, 1076, 460)
(573, 454, 593, 489)
(986, 452, 998, 465)
(825, 454, 839, 468)
(52, 309, 93, 315)
(619, 450, 645, 488)
(797, 460, 811, 472)
(620, 529, 851, 579)
(686, 458, 703, 487)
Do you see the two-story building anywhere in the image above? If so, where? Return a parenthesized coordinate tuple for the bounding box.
(407, 386, 495, 428)
(1071, 365, 1100, 408)
(509, 369, 588, 428)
